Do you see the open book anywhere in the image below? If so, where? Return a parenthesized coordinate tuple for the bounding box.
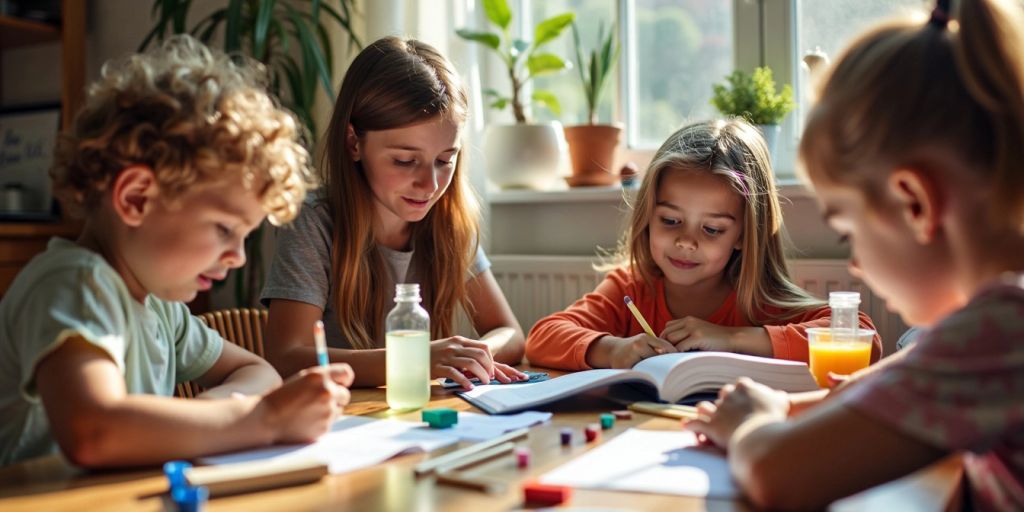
(458, 352, 819, 415)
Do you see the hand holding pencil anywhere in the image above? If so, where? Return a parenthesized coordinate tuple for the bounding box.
(589, 297, 677, 369)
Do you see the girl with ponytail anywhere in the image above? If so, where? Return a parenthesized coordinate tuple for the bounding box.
(684, 1, 1024, 508)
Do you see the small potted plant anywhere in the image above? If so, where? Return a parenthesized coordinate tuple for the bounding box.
(563, 20, 620, 187)
(456, 0, 574, 189)
(710, 66, 795, 163)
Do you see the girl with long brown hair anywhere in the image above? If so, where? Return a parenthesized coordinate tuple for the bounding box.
(262, 37, 526, 389)
(526, 119, 880, 370)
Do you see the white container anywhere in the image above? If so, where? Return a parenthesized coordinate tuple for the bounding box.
(483, 122, 567, 189)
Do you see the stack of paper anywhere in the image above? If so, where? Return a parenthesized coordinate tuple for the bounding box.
(199, 412, 551, 474)
(539, 428, 738, 499)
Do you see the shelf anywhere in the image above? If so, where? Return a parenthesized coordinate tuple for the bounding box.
(0, 15, 60, 49)
(489, 185, 637, 205)
(0, 221, 80, 238)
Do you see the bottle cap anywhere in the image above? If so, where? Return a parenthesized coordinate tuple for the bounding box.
(828, 291, 860, 308)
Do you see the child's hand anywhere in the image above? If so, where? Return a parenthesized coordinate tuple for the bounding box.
(429, 336, 496, 389)
(661, 317, 738, 352)
(259, 363, 354, 444)
(491, 362, 528, 383)
(684, 377, 789, 448)
(608, 333, 678, 368)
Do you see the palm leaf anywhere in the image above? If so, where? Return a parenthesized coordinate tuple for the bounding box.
(252, 0, 273, 60)
(224, 0, 244, 52)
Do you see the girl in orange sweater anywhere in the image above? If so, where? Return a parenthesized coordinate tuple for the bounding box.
(525, 119, 880, 370)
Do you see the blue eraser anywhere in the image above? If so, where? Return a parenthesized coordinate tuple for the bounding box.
(163, 460, 192, 492)
(422, 408, 458, 428)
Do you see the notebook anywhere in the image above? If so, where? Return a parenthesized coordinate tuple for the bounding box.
(458, 351, 819, 415)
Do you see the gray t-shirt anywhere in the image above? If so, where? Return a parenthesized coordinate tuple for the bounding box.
(261, 197, 490, 349)
(0, 238, 223, 465)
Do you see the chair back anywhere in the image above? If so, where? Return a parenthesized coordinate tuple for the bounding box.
(175, 308, 269, 398)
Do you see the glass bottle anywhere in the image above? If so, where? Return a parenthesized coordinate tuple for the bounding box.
(385, 283, 431, 411)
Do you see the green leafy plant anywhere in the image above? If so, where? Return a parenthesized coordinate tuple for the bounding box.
(710, 66, 795, 125)
(571, 20, 619, 125)
(140, 0, 360, 307)
(456, 0, 574, 123)
(141, 0, 360, 137)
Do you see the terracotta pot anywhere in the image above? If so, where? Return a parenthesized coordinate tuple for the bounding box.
(563, 124, 622, 187)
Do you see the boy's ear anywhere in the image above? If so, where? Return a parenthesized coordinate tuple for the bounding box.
(111, 165, 159, 227)
(346, 124, 361, 162)
(887, 168, 942, 244)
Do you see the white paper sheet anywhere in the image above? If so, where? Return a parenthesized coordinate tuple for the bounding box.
(448, 411, 552, 441)
(539, 428, 738, 499)
(199, 416, 458, 474)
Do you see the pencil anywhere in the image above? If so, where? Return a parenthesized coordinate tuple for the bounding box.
(623, 296, 658, 339)
(313, 320, 329, 367)
(414, 428, 529, 476)
(628, 401, 699, 420)
(434, 471, 506, 494)
(434, 442, 515, 474)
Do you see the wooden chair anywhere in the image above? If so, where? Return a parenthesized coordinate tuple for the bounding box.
(175, 308, 269, 398)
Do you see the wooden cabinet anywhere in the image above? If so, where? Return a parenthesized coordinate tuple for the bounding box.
(0, 1, 87, 297)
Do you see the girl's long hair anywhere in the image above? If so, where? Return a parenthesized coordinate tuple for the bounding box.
(800, 0, 1024, 233)
(605, 119, 823, 322)
(320, 36, 478, 349)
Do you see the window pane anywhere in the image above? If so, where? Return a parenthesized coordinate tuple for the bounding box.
(796, 0, 929, 123)
(530, 0, 617, 126)
(632, 0, 734, 148)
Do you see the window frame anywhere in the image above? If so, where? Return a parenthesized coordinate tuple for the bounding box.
(517, 0, 801, 179)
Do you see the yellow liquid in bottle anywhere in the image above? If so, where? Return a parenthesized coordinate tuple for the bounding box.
(385, 330, 431, 411)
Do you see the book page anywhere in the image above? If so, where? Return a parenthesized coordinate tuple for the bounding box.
(633, 352, 818, 403)
(632, 352, 707, 390)
(540, 428, 737, 498)
(458, 369, 656, 414)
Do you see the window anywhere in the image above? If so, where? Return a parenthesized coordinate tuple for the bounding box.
(518, 0, 933, 177)
(529, 0, 736, 149)
(793, 0, 931, 130)
(527, 0, 618, 128)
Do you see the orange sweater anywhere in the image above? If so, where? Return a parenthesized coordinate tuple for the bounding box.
(526, 268, 882, 370)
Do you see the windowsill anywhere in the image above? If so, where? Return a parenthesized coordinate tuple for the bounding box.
(487, 179, 813, 204)
(489, 185, 636, 204)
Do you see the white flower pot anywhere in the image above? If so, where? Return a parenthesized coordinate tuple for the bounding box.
(483, 122, 567, 189)
(756, 124, 781, 165)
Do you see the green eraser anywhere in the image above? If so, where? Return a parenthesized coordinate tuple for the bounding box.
(422, 408, 458, 428)
(600, 413, 615, 429)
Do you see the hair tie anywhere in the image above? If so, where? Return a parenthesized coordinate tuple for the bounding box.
(929, 0, 950, 29)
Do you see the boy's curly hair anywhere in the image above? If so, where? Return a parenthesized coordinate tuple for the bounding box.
(51, 34, 315, 225)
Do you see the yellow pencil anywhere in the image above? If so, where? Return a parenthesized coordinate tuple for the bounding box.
(623, 296, 658, 339)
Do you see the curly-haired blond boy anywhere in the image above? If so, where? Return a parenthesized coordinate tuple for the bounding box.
(0, 35, 352, 467)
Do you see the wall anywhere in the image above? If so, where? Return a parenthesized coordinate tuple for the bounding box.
(488, 184, 850, 259)
(1, 2, 850, 312)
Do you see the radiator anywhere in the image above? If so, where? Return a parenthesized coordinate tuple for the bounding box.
(490, 255, 907, 356)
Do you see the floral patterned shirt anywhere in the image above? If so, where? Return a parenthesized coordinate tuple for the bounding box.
(840, 273, 1024, 511)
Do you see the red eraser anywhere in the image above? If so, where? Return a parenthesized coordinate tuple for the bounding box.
(523, 480, 571, 505)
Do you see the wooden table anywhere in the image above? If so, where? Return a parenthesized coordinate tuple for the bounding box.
(0, 374, 963, 511)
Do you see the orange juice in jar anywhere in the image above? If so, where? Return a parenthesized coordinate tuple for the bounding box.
(806, 327, 875, 387)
